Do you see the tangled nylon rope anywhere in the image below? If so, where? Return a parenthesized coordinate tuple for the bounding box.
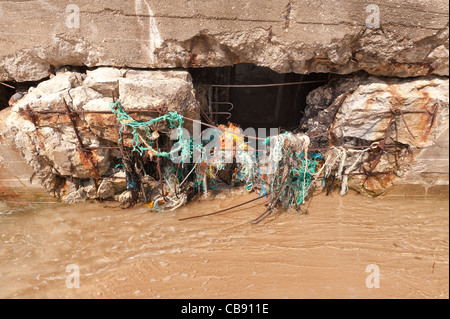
(108, 101, 377, 213)
(259, 133, 379, 212)
(260, 132, 322, 208)
(110, 100, 190, 160)
(309, 143, 378, 196)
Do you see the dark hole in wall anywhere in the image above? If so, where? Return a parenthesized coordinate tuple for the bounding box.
(189, 63, 329, 132)
(0, 82, 16, 111)
(0, 65, 88, 111)
(0, 81, 43, 111)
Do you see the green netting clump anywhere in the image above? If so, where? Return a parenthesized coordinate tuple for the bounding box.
(110, 100, 190, 160)
(109, 101, 329, 218)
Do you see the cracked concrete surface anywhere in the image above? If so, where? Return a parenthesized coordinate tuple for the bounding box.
(0, 0, 448, 81)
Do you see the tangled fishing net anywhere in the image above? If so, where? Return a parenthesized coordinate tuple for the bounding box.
(109, 100, 372, 218)
(110, 100, 190, 160)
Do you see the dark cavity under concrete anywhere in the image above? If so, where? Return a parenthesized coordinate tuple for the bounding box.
(189, 63, 329, 131)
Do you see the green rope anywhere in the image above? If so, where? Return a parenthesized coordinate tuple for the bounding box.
(109, 100, 325, 211)
(110, 100, 190, 161)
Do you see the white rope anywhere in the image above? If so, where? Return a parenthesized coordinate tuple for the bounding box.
(340, 143, 376, 195)
(179, 163, 198, 187)
(336, 148, 347, 181)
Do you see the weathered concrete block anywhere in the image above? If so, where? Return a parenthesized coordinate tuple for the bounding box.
(0, 67, 200, 199)
(304, 74, 449, 195)
(119, 74, 198, 112)
(83, 67, 125, 96)
(97, 179, 120, 199)
(69, 86, 104, 110)
(401, 128, 449, 189)
(0, 1, 448, 82)
(333, 76, 449, 148)
(37, 71, 84, 94)
(118, 69, 199, 131)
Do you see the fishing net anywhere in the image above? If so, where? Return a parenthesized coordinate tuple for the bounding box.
(110, 100, 190, 160)
(108, 100, 370, 217)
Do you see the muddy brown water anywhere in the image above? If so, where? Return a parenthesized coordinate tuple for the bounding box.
(0, 189, 448, 299)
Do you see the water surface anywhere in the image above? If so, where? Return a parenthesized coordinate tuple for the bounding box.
(0, 190, 448, 298)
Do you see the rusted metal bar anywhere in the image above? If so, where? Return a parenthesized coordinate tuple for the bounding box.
(310, 109, 437, 139)
(34, 108, 165, 115)
(179, 193, 270, 221)
(84, 143, 405, 153)
(63, 100, 85, 148)
(345, 171, 393, 176)
(200, 107, 215, 126)
(25, 105, 431, 146)
(182, 116, 267, 141)
(399, 110, 416, 140)
(107, 171, 393, 180)
(63, 98, 100, 178)
(69, 164, 74, 183)
(428, 102, 439, 128)
(210, 102, 234, 121)
(367, 113, 395, 175)
(21, 105, 39, 126)
(209, 80, 326, 88)
(390, 107, 416, 140)
(309, 144, 403, 152)
(86, 146, 121, 150)
(0, 81, 15, 89)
